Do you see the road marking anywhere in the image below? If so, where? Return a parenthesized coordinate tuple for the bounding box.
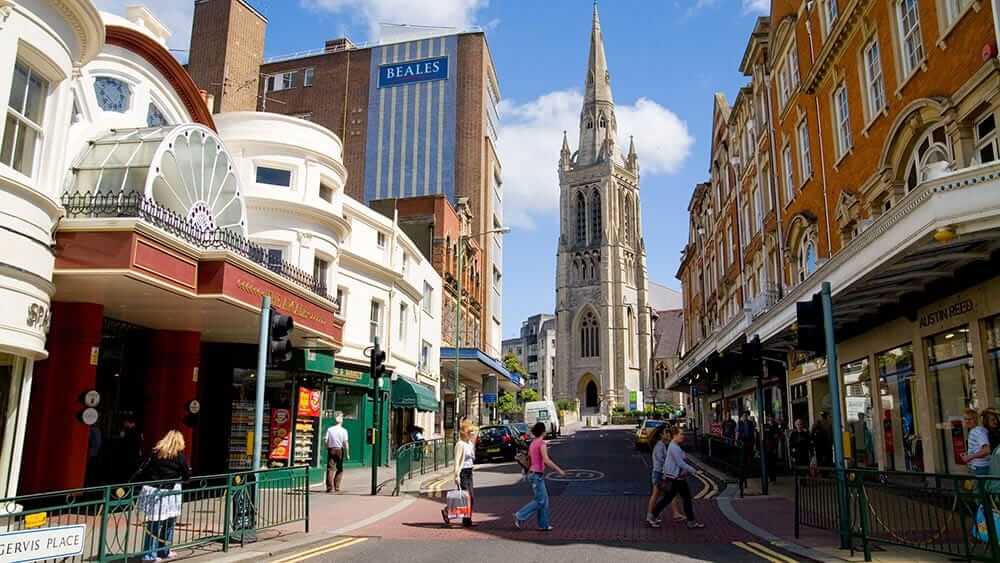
(693, 472, 717, 500)
(732, 541, 798, 563)
(745, 542, 799, 563)
(271, 537, 368, 563)
(732, 541, 781, 562)
(546, 469, 605, 481)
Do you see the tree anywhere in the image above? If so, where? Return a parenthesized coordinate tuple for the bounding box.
(497, 392, 517, 414)
(503, 352, 526, 375)
(519, 388, 539, 403)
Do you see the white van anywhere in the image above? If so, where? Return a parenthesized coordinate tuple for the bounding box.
(524, 401, 560, 437)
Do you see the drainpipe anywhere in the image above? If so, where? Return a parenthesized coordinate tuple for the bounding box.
(804, 17, 834, 257)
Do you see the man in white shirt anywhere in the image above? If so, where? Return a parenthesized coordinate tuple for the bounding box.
(325, 412, 350, 493)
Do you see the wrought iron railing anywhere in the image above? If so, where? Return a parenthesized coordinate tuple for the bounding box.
(0, 466, 309, 562)
(61, 191, 336, 304)
(795, 467, 1000, 562)
(393, 439, 454, 495)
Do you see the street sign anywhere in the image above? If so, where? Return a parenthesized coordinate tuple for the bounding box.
(483, 393, 497, 404)
(0, 524, 85, 562)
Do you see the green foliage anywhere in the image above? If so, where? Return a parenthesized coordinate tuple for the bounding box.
(497, 392, 517, 414)
(502, 352, 526, 375)
(555, 399, 577, 412)
(518, 388, 539, 403)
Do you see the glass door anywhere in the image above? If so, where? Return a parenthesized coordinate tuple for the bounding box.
(842, 358, 876, 468)
(877, 344, 921, 472)
(927, 327, 975, 475)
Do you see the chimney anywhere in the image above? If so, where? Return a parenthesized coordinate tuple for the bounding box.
(324, 37, 356, 53)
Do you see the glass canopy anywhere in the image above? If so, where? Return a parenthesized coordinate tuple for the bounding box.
(69, 124, 246, 234)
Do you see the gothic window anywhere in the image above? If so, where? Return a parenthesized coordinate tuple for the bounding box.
(586, 118, 594, 130)
(627, 307, 637, 367)
(599, 114, 607, 128)
(590, 189, 602, 244)
(590, 254, 599, 281)
(576, 192, 587, 244)
(573, 255, 582, 281)
(904, 124, 950, 193)
(622, 193, 633, 245)
(580, 311, 599, 358)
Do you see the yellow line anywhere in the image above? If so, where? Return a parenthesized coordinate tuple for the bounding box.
(747, 542, 799, 563)
(271, 537, 362, 563)
(732, 541, 782, 562)
(280, 537, 369, 563)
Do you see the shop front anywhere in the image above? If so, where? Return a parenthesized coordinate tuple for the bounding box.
(440, 347, 521, 432)
(390, 376, 439, 452)
(320, 363, 390, 472)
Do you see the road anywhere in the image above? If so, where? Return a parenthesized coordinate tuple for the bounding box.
(267, 427, 810, 562)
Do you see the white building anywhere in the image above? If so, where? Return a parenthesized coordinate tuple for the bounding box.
(502, 314, 556, 400)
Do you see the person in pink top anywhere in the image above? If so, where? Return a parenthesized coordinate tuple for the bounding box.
(513, 422, 566, 531)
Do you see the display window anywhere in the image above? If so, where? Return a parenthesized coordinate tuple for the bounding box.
(877, 344, 921, 472)
(842, 358, 876, 468)
(986, 316, 1000, 410)
(926, 326, 976, 475)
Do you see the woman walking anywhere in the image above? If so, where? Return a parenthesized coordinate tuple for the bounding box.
(649, 426, 705, 529)
(443, 421, 477, 527)
(514, 422, 566, 531)
(135, 430, 190, 561)
(647, 426, 684, 524)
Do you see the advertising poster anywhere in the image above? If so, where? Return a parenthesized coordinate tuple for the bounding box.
(269, 408, 291, 461)
(297, 387, 321, 417)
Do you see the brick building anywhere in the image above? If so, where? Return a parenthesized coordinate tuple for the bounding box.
(672, 1, 1000, 475)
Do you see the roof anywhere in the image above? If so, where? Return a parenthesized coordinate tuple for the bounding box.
(653, 309, 684, 360)
(648, 281, 682, 310)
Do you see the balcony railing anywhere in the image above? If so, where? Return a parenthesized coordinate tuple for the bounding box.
(61, 191, 336, 303)
(747, 283, 782, 319)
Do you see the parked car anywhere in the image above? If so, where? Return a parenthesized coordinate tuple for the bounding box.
(511, 422, 532, 442)
(524, 400, 561, 437)
(634, 419, 667, 451)
(475, 425, 526, 463)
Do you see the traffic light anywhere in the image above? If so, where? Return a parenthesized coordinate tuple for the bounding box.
(370, 340, 387, 381)
(796, 291, 825, 354)
(742, 336, 763, 380)
(268, 308, 294, 366)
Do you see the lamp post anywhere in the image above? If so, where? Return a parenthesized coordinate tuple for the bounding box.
(452, 225, 511, 437)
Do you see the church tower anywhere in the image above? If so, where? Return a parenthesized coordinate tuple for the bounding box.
(555, 3, 651, 416)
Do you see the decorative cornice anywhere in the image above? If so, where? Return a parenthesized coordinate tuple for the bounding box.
(803, 0, 870, 94)
(48, 0, 105, 66)
(104, 25, 215, 130)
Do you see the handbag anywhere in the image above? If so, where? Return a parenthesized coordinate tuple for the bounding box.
(445, 489, 471, 521)
(514, 450, 531, 473)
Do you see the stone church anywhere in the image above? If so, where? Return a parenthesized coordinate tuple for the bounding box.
(555, 4, 651, 415)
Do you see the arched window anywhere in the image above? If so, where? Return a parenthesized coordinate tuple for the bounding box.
(599, 114, 607, 128)
(904, 124, 950, 193)
(627, 307, 636, 366)
(590, 189, 602, 244)
(575, 192, 587, 244)
(623, 193, 633, 245)
(580, 311, 599, 358)
(798, 234, 817, 282)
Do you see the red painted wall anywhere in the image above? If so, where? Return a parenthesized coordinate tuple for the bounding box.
(143, 330, 201, 464)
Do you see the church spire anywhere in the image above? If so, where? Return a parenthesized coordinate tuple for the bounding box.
(576, 1, 618, 167)
(560, 130, 572, 170)
(626, 135, 639, 173)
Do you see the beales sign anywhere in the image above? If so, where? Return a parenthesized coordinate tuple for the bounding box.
(378, 56, 448, 88)
(0, 524, 85, 562)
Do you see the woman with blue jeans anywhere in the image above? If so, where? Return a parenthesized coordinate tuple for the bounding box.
(513, 422, 565, 531)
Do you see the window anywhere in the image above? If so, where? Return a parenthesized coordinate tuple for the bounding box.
(727, 227, 734, 265)
(590, 189, 602, 244)
(797, 119, 812, 181)
(975, 113, 998, 165)
(370, 300, 383, 344)
(877, 344, 922, 472)
(623, 194, 634, 245)
(303, 67, 315, 87)
(782, 146, 795, 204)
(2, 60, 48, 177)
(575, 192, 587, 244)
(420, 341, 431, 371)
(399, 302, 408, 342)
(822, 0, 839, 33)
(377, 231, 386, 249)
(863, 39, 886, 119)
(944, 0, 972, 27)
(265, 247, 284, 271)
(264, 71, 296, 92)
(146, 103, 168, 127)
(904, 124, 950, 192)
(926, 327, 975, 475)
(422, 282, 433, 314)
(336, 287, 346, 314)
(312, 256, 329, 293)
(256, 166, 292, 187)
(753, 186, 764, 232)
(319, 183, 334, 202)
(580, 311, 599, 358)
(741, 203, 751, 243)
(401, 252, 409, 275)
(94, 77, 131, 113)
(798, 236, 817, 281)
(897, 0, 924, 77)
(834, 84, 852, 157)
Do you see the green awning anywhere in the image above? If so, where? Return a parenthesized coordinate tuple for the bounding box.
(392, 378, 439, 412)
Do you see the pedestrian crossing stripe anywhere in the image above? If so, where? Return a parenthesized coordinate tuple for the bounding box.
(732, 541, 799, 563)
(270, 537, 369, 563)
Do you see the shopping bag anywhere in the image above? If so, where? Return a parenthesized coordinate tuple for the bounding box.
(971, 504, 1000, 543)
(445, 489, 471, 521)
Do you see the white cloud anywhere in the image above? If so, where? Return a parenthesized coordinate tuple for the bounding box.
(742, 0, 770, 14)
(302, 0, 488, 41)
(93, 0, 194, 55)
(497, 90, 693, 229)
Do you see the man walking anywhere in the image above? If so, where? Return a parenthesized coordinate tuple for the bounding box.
(325, 412, 349, 493)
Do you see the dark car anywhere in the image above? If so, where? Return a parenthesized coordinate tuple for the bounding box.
(475, 425, 526, 463)
(511, 422, 532, 442)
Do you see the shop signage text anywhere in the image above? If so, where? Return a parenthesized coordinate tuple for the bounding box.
(378, 56, 449, 88)
(25, 303, 50, 333)
(0, 524, 85, 562)
(920, 299, 975, 329)
(236, 279, 329, 326)
(329, 367, 371, 388)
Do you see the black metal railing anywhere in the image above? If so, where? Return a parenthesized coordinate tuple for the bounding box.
(61, 191, 336, 303)
(795, 467, 1000, 562)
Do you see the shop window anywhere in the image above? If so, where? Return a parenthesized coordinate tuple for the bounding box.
(3, 60, 48, 177)
(975, 113, 998, 165)
(987, 316, 1000, 409)
(926, 327, 975, 475)
(877, 344, 921, 471)
(94, 76, 131, 113)
(842, 358, 877, 467)
(335, 391, 361, 420)
(790, 382, 809, 429)
(256, 166, 292, 187)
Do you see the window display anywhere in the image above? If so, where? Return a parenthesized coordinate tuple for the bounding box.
(927, 327, 975, 475)
(878, 344, 921, 472)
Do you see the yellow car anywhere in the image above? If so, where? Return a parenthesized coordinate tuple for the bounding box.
(634, 419, 667, 451)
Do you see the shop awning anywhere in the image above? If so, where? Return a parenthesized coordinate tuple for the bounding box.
(439, 347, 522, 390)
(392, 377, 439, 412)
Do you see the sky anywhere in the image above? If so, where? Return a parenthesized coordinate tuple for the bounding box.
(94, 0, 768, 338)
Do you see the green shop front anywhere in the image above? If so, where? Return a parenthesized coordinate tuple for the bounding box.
(316, 357, 390, 477)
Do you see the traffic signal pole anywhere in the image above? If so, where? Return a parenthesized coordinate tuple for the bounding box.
(821, 282, 850, 549)
(252, 295, 271, 471)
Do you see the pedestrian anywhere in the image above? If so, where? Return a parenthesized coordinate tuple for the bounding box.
(134, 430, 190, 562)
(962, 409, 991, 476)
(442, 421, 477, 527)
(646, 426, 684, 525)
(811, 413, 833, 467)
(116, 413, 144, 483)
(722, 414, 736, 445)
(789, 418, 812, 468)
(513, 422, 566, 531)
(649, 426, 705, 529)
(324, 411, 349, 493)
(763, 416, 779, 483)
(983, 409, 1000, 453)
(736, 412, 756, 487)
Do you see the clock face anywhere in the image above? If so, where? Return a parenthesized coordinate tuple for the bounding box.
(94, 77, 131, 113)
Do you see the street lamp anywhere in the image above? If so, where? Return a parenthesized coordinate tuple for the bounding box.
(452, 225, 511, 437)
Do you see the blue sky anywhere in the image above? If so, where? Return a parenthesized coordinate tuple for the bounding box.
(96, 0, 768, 338)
